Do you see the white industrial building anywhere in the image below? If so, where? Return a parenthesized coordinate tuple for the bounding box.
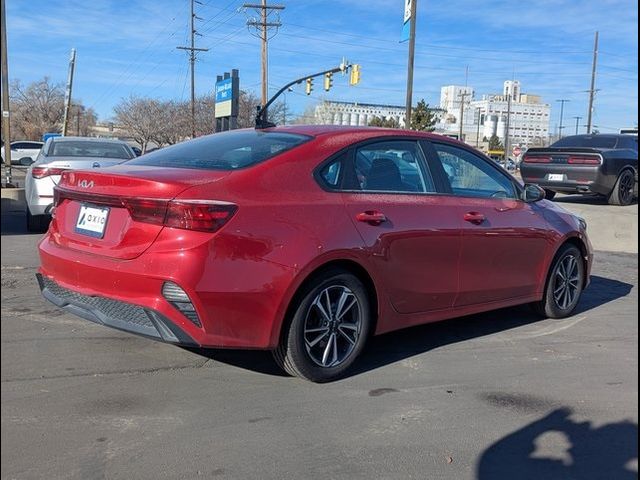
(314, 101, 408, 127)
(439, 80, 551, 148)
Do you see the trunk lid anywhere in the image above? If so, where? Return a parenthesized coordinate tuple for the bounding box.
(50, 166, 231, 260)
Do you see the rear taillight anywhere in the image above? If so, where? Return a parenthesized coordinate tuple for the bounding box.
(54, 187, 237, 233)
(523, 155, 552, 163)
(165, 201, 237, 232)
(124, 198, 237, 232)
(123, 198, 168, 225)
(567, 155, 601, 165)
(32, 167, 66, 179)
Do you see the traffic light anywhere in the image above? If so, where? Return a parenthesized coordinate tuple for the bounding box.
(305, 77, 313, 95)
(324, 72, 333, 91)
(349, 64, 361, 86)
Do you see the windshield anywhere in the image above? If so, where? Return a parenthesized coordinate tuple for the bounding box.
(126, 130, 312, 170)
(49, 141, 133, 159)
(551, 135, 619, 149)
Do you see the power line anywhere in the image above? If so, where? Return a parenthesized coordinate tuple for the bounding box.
(177, 0, 209, 138)
(242, 1, 285, 107)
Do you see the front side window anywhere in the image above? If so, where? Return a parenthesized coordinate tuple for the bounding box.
(432, 143, 516, 199)
(351, 141, 434, 193)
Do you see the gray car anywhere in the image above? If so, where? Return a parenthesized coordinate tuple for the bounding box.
(24, 136, 135, 231)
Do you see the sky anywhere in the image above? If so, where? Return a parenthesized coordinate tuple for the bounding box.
(5, 0, 638, 133)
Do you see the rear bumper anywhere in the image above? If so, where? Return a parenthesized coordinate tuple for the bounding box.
(37, 274, 198, 346)
(38, 228, 297, 349)
(521, 164, 611, 196)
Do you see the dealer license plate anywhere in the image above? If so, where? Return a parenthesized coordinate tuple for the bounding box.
(75, 204, 109, 238)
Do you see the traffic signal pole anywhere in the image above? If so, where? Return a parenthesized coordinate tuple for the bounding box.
(255, 62, 355, 129)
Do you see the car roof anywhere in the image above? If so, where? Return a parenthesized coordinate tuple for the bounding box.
(259, 124, 463, 146)
(50, 136, 129, 144)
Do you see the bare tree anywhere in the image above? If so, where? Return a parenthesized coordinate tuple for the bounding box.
(70, 105, 98, 136)
(114, 96, 164, 153)
(10, 77, 65, 140)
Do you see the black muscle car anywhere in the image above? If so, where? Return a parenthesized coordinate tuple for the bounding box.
(520, 134, 638, 205)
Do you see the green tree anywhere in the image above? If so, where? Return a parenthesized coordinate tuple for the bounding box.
(410, 99, 437, 131)
(368, 116, 400, 128)
(488, 134, 504, 151)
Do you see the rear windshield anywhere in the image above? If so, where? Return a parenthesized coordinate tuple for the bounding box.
(49, 141, 133, 159)
(551, 136, 619, 149)
(127, 130, 312, 170)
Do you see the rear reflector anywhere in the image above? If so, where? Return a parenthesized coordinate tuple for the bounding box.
(523, 155, 552, 163)
(567, 155, 601, 165)
(32, 167, 66, 179)
(162, 281, 202, 328)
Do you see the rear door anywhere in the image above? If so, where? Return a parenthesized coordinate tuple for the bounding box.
(324, 139, 461, 315)
(423, 141, 553, 307)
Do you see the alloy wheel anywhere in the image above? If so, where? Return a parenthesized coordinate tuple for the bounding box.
(552, 254, 581, 310)
(619, 171, 635, 205)
(303, 285, 362, 368)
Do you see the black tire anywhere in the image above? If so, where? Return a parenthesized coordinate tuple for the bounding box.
(532, 244, 585, 319)
(273, 269, 372, 382)
(26, 209, 50, 233)
(543, 189, 556, 200)
(608, 169, 636, 206)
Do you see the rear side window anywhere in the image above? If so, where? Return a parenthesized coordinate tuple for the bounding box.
(128, 130, 312, 170)
(352, 141, 434, 193)
(551, 135, 619, 149)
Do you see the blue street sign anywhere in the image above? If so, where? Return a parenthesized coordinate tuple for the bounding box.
(215, 78, 234, 103)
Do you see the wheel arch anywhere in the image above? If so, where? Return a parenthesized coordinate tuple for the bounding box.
(271, 258, 380, 348)
(549, 235, 591, 290)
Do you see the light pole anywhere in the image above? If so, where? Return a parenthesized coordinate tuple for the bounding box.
(476, 107, 482, 147)
(556, 99, 570, 139)
(573, 116, 582, 135)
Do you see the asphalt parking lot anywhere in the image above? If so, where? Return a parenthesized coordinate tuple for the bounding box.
(1, 192, 638, 479)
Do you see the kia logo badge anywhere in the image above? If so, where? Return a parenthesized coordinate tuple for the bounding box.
(78, 180, 94, 188)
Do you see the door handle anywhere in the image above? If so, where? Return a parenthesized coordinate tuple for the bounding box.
(463, 211, 486, 225)
(356, 210, 387, 226)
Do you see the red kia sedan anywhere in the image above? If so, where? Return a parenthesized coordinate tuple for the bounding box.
(37, 126, 592, 382)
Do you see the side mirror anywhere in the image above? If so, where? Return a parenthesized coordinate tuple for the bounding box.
(522, 183, 546, 203)
(19, 156, 35, 166)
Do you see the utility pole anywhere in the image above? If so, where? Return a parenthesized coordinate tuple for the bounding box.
(556, 99, 570, 139)
(404, 0, 417, 128)
(573, 116, 582, 135)
(504, 92, 512, 167)
(586, 31, 599, 134)
(476, 107, 482, 147)
(244, 1, 284, 111)
(458, 91, 470, 142)
(1, 0, 13, 184)
(62, 48, 76, 136)
(177, 0, 209, 138)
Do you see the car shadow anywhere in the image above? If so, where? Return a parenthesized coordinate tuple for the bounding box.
(476, 407, 638, 479)
(186, 274, 633, 380)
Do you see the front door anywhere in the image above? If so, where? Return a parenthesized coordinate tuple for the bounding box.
(425, 141, 553, 307)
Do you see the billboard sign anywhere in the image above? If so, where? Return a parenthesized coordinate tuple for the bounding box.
(401, 0, 413, 42)
(215, 78, 234, 119)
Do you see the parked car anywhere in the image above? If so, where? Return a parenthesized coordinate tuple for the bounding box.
(520, 134, 638, 205)
(1, 140, 44, 165)
(25, 136, 136, 231)
(37, 127, 592, 382)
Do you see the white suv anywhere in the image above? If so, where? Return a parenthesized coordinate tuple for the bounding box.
(1, 141, 44, 165)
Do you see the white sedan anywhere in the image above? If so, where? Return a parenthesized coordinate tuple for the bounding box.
(25, 136, 136, 232)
